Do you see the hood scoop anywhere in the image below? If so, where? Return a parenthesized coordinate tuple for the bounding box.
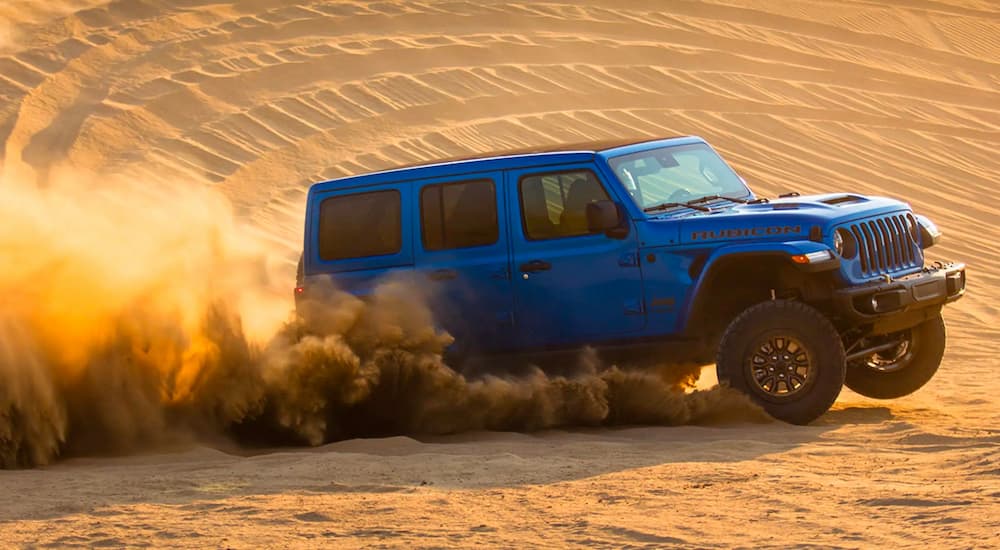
(736, 193, 874, 212)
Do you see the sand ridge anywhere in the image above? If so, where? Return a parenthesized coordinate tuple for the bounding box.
(0, 0, 998, 547)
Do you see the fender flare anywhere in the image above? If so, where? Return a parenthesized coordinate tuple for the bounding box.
(677, 240, 838, 333)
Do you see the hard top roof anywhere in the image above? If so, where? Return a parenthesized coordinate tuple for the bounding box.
(309, 135, 703, 193)
(388, 137, 658, 170)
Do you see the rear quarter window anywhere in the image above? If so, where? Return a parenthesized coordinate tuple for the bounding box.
(318, 190, 401, 261)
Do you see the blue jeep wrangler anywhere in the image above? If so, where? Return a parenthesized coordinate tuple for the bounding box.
(297, 136, 966, 424)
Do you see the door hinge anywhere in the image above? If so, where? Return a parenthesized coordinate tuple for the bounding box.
(618, 253, 639, 267)
(624, 299, 644, 315)
(491, 266, 511, 280)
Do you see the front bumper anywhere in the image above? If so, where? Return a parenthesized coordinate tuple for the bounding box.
(832, 262, 966, 329)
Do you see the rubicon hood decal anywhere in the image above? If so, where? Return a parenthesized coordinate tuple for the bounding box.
(691, 225, 803, 241)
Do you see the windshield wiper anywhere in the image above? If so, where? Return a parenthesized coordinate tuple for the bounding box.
(643, 201, 711, 213)
(643, 194, 749, 214)
(686, 194, 748, 206)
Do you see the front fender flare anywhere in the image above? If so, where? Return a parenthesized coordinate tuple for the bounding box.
(677, 240, 839, 333)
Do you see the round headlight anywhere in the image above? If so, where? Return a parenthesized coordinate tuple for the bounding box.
(914, 214, 941, 248)
(833, 230, 844, 255)
(834, 228, 857, 259)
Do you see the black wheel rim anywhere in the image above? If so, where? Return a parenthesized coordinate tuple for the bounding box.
(747, 335, 812, 398)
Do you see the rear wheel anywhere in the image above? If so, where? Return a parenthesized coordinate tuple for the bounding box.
(845, 315, 946, 399)
(716, 300, 846, 425)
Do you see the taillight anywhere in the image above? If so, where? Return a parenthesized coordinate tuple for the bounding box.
(294, 286, 305, 296)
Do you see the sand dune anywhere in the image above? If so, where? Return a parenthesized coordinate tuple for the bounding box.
(1, 0, 998, 547)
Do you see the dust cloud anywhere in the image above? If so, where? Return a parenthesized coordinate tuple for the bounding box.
(0, 171, 767, 469)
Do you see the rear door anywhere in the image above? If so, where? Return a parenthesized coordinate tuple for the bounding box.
(413, 171, 514, 354)
(507, 165, 645, 349)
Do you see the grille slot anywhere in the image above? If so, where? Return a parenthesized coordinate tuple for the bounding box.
(846, 214, 921, 277)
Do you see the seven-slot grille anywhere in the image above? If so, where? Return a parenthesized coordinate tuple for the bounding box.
(847, 213, 922, 277)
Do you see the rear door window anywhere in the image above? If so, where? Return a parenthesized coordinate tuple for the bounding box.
(318, 190, 401, 261)
(421, 179, 498, 250)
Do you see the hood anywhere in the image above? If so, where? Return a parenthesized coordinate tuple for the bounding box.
(643, 193, 913, 246)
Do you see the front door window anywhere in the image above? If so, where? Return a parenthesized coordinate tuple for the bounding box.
(519, 170, 609, 240)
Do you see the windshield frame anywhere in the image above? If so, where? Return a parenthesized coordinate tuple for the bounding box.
(605, 143, 751, 215)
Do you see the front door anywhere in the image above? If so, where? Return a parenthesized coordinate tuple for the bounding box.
(507, 165, 645, 349)
(413, 171, 514, 355)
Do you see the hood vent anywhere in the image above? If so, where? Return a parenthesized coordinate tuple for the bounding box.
(822, 195, 866, 206)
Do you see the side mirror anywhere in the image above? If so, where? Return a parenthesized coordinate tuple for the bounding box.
(586, 200, 629, 239)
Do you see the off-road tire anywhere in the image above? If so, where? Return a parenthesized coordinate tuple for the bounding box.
(845, 314, 946, 399)
(717, 300, 846, 425)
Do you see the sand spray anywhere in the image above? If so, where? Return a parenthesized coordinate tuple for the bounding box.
(0, 170, 766, 468)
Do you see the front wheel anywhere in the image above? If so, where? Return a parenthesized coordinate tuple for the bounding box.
(845, 315, 946, 399)
(716, 300, 846, 425)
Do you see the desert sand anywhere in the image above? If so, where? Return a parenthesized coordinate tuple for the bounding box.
(0, 0, 998, 548)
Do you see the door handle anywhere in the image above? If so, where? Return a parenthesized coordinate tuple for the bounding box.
(428, 268, 458, 281)
(519, 260, 551, 273)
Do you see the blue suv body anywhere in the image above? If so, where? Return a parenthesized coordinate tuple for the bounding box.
(299, 136, 966, 424)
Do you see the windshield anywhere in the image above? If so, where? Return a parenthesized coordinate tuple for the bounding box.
(608, 144, 749, 212)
